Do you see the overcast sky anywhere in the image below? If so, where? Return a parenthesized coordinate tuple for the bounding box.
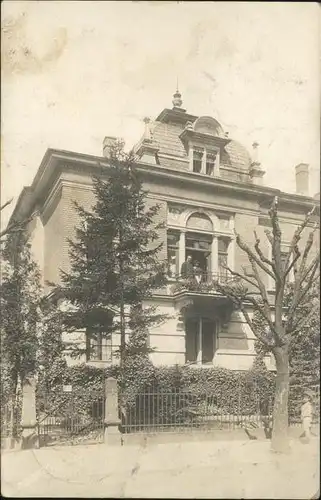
(1, 1, 320, 225)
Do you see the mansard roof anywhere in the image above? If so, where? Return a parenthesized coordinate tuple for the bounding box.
(135, 107, 252, 175)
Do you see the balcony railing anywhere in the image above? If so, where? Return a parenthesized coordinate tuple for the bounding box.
(169, 272, 239, 295)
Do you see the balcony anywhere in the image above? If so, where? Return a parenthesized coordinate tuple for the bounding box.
(169, 272, 238, 299)
(168, 273, 238, 309)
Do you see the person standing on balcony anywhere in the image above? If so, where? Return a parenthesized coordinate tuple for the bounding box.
(193, 261, 203, 284)
(181, 255, 194, 279)
(168, 254, 177, 278)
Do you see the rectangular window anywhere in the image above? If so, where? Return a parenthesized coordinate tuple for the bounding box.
(206, 151, 217, 176)
(185, 318, 216, 364)
(167, 230, 179, 278)
(186, 319, 198, 363)
(87, 330, 112, 362)
(218, 238, 229, 282)
(193, 149, 203, 173)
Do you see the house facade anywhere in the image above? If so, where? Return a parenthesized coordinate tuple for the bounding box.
(10, 90, 320, 371)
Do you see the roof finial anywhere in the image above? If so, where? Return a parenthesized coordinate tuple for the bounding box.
(172, 80, 183, 108)
(143, 117, 152, 142)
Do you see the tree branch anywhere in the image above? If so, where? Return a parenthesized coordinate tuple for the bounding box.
(294, 225, 318, 291)
(283, 206, 316, 275)
(242, 257, 274, 331)
(253, 230, 275, 269)
(300, 254, 320, 286)
(215, 275, 276, 346)
(0, 198, 13, 212)
(268, 196, 282, 284)
(240, 303, 274, 349)
(222, 265, 260, 291)
(264, 229, 273, 246)
(284, 244, 301, 280)
(0, 214, 34, 242)
(213, 282, 274, 349)
(235, 231, 275, 280)
(287, 264, 320, 326)
(243, 294, 278, 340)
(290, 235, 319, 320)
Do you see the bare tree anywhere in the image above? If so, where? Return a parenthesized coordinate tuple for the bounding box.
(214, 196, 320, 453)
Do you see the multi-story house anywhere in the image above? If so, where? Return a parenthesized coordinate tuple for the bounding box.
(9, 90, 320, 371)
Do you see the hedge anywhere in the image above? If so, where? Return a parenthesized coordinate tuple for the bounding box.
(36, 357, 318, 430)
(36, 357, 277, 428)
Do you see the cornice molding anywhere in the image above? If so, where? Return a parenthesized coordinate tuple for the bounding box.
(146, 192, 258, 218)
(179, 129, 231, 149)
(220, 165, 249, 175)
(136, 161, 278, 198)
(10, 147, 319, 225)
(156, 108, 198, 125)
(41, 179, 63, 222)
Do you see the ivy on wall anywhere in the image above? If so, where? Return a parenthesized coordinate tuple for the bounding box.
(36, 360, 277, 427)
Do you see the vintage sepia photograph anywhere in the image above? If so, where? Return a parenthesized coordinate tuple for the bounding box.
(1, 1, 320, 498)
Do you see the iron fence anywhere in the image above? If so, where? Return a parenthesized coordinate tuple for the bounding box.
(120, 383, 320, 435)
(36, 388, 105, 446)
(120, 385, 274, 435)
(1, 402, 21, 440)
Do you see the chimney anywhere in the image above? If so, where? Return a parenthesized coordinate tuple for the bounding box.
(103, 136, 117, 158)
(295, 163, 309, 196)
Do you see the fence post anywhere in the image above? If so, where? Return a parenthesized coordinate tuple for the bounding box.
(104, 377, 122, 445)
(21, 376, 39, 449)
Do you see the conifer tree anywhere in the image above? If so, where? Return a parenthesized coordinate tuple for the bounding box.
(56, 141, 167, 366)
(1, 231, 67, 437)
(1, 233, 40, 396)
(1, 233, 41, 436)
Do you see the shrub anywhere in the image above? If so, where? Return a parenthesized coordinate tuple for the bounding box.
(36, 358, 278, 431)
(119, 361, 276, 430)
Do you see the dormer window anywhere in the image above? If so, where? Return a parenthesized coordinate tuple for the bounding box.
(193, 148, 203, 173)
(190, 146, 219, 176)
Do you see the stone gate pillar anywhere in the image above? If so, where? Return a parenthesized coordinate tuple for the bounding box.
(104, 377, 122, 445)
(21, 376, 39, 449)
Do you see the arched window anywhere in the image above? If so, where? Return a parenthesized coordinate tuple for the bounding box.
(186, 213, 213, 232)
(185, 213, 213, 281)
(193, 116, 223, 137)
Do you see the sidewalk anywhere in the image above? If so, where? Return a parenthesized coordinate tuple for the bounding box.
(2, 438, 319, 498)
